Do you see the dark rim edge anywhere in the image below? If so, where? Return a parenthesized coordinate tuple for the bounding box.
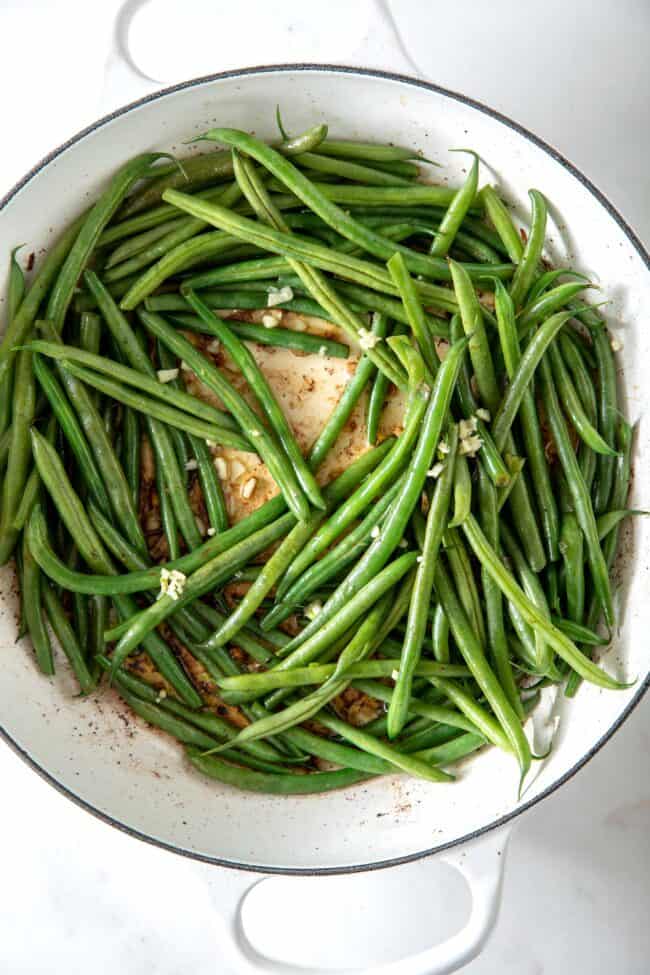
(1, 62, 648, 877)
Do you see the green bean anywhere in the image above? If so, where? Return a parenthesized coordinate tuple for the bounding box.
(0, 214, 86, 392)
(185, 251, 458, 320)
(500, 521, 552, 674)
(366, 320, 405, 445)
(167, 309, 350, 357)
(218, 659, 468, 694)
(551, 616, 606, 646)
(120, 150, 235, 217)
(416, 732, 486, 767)
(186, 289, 325, 509)
(213, 446, 395, 643)
(120, 405, 140, 511)
(509, 190, 547, 308)
(592, 326, 618, 512)
(42, 581, 95, 693)
(97, 653, 286, 762)
(105, 511, 296, 671)
(493, 280, 559, 561)
(444, 526, 487, 648)
(27, 340, 237, 432)
(450, 259, 499, 411)
(139, 310, 311, 520)
(477, 464, 523, 716)
(120, 126, 328, 219)
(566, 420, 633, 696)
(538, 356, 613, 625)
(559, 330, 597, 415)
(430, 152, 479, 257)
(315, 140, 420, 162)
(480, 186, 524, 263)
(36, 321, 148, 555)
(0, 350, 36, 563)
(265, 554, 421, 682)
(432, 603, 450, 663)
(106, 182, 243, 283)
(449, 315, 510, 488)
(315, 712, 452, 783)
(228, 150, 407, 390)
(496, 455, 525, 512)
(387, 253, 438, 375)
(60, 361, 250, 452)
(30, 493, 200, 706)
(309, 356, 376, 465)
(279, 725, 391, 775)
(597, 508, 647, 541)
(0, 428, 10, 470)
(526, 269, 589, 304)
(186, 747, 370, 793)
(517, 282, 590, 334)
(462, 513, 624, 688)
(448, 452, 472, 528)
(11, 415, 57, 532)
(265, 479, 403, 629)
(276, 275, 453, 329)
(204, 517, 327, 652)
(297, 151, 411, 187)
(124, 698, 294, 774)
(547, 341, 617, 456)
(21, 530, 54, 675)
(64, 544, 90, 667)
(117, 226, 260, 307)
(32, 353, 111, 512)
(100, 185, 238, 247)
(45, 154, 166, 330)
(276, 335, 467, 667)
(191, 435, 228, 533)
(492, 310, 571, 451)
(423, 677, 513, 754)
(388, 428, 458, 737)
(275, 393, 428, 598)
(105, 216, 187, 267)
(78, 310, 103, 404)
(84, 273, 207, 549)
(260, 179, 462, 209)
(87, 593, 107, 677)
(153, 442, 178, 559)
(30, 433, 115, 572)
(163, 191, 509, 332)
(0, 247, 25, 436)
(433, 560, 530, 777)
(36, 440, 392, 595)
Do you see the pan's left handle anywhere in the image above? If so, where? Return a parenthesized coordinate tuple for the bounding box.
(206, 827, 510, 975)
(98, 0, 161, 115)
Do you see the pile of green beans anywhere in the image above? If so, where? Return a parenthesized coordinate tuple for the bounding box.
(0, 114, 637, 796)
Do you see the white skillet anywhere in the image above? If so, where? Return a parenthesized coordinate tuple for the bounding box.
(1, 17, 649, 975)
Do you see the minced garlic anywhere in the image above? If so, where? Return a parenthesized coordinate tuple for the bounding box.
(240, 476, 257, 500)
(156, 368, 179, 383)
(158, 568, 186, 601)
(267, 285, 294, 307)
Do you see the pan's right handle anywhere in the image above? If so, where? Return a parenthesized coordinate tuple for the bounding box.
(208, 827, 510, 975)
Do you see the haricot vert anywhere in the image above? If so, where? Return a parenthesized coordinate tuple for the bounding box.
(0, 114, 637, 795)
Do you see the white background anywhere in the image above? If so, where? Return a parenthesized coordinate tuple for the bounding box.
(0, 1, 649, 972)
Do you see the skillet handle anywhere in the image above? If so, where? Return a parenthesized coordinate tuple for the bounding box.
(207, 827, 510, 975)
(98, 0, 161, 115)
(99, 0, 425, 115)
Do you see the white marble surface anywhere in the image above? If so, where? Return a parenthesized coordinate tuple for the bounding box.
(1, 2, 649, 972)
